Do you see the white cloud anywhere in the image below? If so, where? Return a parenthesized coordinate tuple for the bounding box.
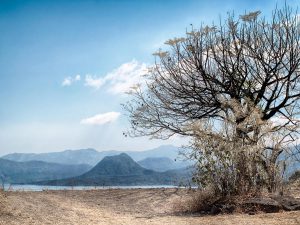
(106, 60, 148, 94)
(62, 75, 81, 86)
(75, 74, 81, 81)
(84, 75, 105, 89)
(80, 112, 121, 125)
(62, 77, 72, 86)
(84, 60, 148, 94)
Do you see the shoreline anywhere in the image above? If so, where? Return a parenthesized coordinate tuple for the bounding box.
(2, 184, 195, 192)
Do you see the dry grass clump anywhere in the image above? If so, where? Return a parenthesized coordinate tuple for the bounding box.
(185, 189, 220, 213)
(0, 189, 6, 208)
(0, 189, 10, 216)
(172, 190, 244, 215)
(173, 188, 221, 214)
(172, 186, 300, 215)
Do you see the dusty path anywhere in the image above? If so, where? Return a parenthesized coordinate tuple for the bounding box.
(1, 188, 300, 225)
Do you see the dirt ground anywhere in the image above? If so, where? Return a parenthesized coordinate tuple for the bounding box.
(0, 188, 300, 225)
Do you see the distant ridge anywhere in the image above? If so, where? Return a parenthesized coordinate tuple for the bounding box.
(0, 158, 92, 184)
(138, 157, 190, 172)
(2, 148, 102, 166)
(36, 153, 192, 186)
(2, 145, 184, 166)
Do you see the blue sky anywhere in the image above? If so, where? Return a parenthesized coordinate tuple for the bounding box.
(0, 0, 298, 155)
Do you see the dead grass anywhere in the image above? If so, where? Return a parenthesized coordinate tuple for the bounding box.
(173, 186, 300, 215)
(173, 188, 218, 213)
(0, 189, 7, 213)
(0, 188, 299, 225)
(0, 188, 13, 225)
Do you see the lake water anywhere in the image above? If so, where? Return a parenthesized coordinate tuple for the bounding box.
(2, 184, 184, 192)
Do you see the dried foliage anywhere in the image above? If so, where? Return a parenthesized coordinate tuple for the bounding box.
(173, 188, 218, 213)
(124, 6, 300, 196)
(0, 189, 9, 216)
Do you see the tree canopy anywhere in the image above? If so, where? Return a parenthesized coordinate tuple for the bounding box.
(124, 6, 300, 195)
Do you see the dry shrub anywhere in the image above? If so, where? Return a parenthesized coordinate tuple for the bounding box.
(173, 188, 219, 214)
(0, 189, 10, 216)
(186, 189, 219, 213)
(173, 187, 274, 215)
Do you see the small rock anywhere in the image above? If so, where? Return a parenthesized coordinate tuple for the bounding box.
(244, 197, 280, 213)
(271, 195, 300, 211)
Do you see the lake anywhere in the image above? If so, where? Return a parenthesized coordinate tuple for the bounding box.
(2, 184, 185, 191)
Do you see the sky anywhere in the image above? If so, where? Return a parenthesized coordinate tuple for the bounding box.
(0, 0, 298, 155)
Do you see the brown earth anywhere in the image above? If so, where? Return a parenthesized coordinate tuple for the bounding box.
(0, 188, 300, 225)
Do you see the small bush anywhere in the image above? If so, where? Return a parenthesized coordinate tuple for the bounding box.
(173, 188, 220, 213)
(173, 187, 277, 215)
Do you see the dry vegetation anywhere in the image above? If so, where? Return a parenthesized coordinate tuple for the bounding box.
(0, 189, 12, 222)
(0, 189, 6, 213)
(125, 5, 300, 198)
(0, 188, 299, 225)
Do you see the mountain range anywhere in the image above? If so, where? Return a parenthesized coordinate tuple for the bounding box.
(0, 158, 92, 184)
(2, 145, 187, 167)
(35, 153, 193, 186)
(137, 157, 189, 172)
(0, 144, 298, 186)
(0, 145, 194, 185)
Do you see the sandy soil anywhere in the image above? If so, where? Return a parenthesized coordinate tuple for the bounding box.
(0, 188, 300, 225)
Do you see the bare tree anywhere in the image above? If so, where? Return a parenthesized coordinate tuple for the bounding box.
(124, 6, 300, 195)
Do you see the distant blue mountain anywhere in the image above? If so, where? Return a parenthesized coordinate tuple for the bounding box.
(35, 153, 192, 186)
(137, 157, 191, 172)
(0, 158, 92, 184)
(2, 148, 101, 166)
(2, 145, 186, 166)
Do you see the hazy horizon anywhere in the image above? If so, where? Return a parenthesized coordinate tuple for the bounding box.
(0, 0, 296, 155)
(0, 144, 183, 157)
